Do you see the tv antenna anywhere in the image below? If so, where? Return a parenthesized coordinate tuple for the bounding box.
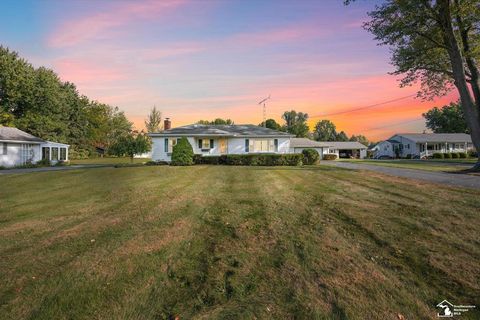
(258, 95, 271, 127)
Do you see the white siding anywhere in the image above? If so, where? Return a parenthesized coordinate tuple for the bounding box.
(151, 136, 291, 162)
(0, 142, 42, 167)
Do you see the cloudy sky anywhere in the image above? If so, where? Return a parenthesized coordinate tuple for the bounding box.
(1, 0, 457, 140)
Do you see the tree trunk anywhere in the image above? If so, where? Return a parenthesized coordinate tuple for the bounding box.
(438, 0, 480, 170)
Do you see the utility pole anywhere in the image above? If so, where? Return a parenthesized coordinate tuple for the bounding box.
(258, 95, 271, 127)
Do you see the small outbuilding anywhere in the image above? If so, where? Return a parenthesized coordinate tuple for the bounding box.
(0, 126, 69, 168)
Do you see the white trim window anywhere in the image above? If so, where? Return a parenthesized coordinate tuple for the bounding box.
(250, 139, 275, 153)
(164, 138, 177, 153)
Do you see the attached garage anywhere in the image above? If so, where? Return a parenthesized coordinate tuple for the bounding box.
(327, 141, 367, 159)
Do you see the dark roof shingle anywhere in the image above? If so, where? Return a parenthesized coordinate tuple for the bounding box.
(0, 127, 45, 143)
(149, 124, 294, 137)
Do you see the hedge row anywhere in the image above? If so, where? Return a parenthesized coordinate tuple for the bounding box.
(193, 153, 304, 166)
(432, 152, 469, 159)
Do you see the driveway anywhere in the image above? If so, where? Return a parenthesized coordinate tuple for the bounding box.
(0, 165, 109, 175)
(322, 161, 480, 190)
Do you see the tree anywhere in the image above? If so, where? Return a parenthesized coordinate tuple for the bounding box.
(352, 0, 480, 169)
(145, 106, 162, 132)
(313, 120, 337, 141)
(197, 118, 234, 125)
(259, 118, 283, 131)
(423, 102, 468, 133)
(171, 137, 194, 166)
(282, 110, 309, 137)
(336, 131, 349, 142)
(108, 132, 150, 162)
(349, 134, 369, 146)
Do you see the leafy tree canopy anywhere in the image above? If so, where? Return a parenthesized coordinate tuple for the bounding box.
(423, 101, 469, 133)
(197, 118, 234, 125)
(145, 106, 162, 132)
(282, 110, 309, 137)
(259, 118, 283, 131)
(108, 132, 150, 162)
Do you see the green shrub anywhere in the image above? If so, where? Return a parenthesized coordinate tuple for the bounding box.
(69, 148, 90, 160)
(302, 149, 319, 165)
(36, 159, 51, 166)
(0, 166, 5, 170)
(55, 161, 70, 167)
(451, 152, 459, 159)
(468, 150, 478, 158)
(432, 153, 444, 159)
(443, 153, 452, 159)
(405, 154, 412, 159)
(171, 137, 194, 166)
(323, 154, 337, 160)
(459, 152, 467, 158)
(145, 160, 169, 166)
(193, 153, 302, 166)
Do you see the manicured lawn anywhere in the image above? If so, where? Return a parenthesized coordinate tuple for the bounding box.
(341, 158, 476, 172)
(70, 157, 150, 165)
(0, 166, 479, 319)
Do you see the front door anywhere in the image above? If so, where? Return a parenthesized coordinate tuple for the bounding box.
(219, 139, 227, 154)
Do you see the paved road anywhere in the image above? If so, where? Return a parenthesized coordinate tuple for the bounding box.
(322, 161, 480, 190)
(0, 165, 109, 175)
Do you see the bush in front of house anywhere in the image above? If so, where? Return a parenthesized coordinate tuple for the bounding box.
(36, 159, 51, 166)
(323, 154, 337, 160)
(459, 152, 468, 158)
(433, 153, 444, 159)
(171, 137, 194, 166)
(451, 152, 459, 159)
(145, 160, 169, 166)
(405, 154, 413, 159)
(443, 153, 452, 159)
(468, 150, 478, 158)
(193, 154, 303, 166)
(302, 149, 320, 165)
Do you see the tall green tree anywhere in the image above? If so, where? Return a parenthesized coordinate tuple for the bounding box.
(349, 134, 369, 146)
(197, 118, 234, 125)
(313, 120, 337, 141)
(423, 102, 468, 133)
(351, 0, 480, 169)
(259, 118, 283, 131)
(282, 110, 309, 137)
(336, 131, 349, 142)
(108, 132, 150, 163)
(145, 106, 162, 132)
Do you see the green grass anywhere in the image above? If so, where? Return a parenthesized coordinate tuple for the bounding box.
(70, 157, 150, 165)
(1, 166, 479, 319)
(340, 159, 476, 172)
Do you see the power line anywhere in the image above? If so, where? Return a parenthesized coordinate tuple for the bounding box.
(311, 94, 416, 118)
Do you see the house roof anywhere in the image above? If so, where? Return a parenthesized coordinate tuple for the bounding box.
(386, 139, 400, 144)
(394, 133, 472, 143)
(290, 138, 333, 148)
(327, 141, 368, 149)
(149, 124, 294, 137)
(0, 126, 45, 143)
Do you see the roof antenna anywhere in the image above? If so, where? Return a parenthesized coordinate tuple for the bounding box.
(258, 95, 271, 127)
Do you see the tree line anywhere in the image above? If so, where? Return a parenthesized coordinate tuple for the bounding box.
(0, 46, 133, 158)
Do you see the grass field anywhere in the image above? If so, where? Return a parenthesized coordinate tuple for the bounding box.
(341, 159, 476, 172)
(1, 166, 479, 319)
(70, 157, 150, 165)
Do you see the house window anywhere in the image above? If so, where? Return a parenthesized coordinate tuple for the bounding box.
(274, 139, 278, 152)
(245, 139, 249, 152)
(198, 139, 214, 150)
(60, 148, 67, 161)
(2, 143, 6, 155)
(42, 147, 50, 160)
(165, 138, 177, 153)
(252, 139, 274, 152)
(52, 147, 59, 161)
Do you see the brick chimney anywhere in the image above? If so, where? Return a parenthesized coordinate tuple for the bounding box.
(164, 118, 171, 130)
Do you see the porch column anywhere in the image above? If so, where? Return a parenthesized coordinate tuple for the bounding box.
(49, 147, 52, 161)
(425, 142, 428, 157)
(445, 142, 448, 153)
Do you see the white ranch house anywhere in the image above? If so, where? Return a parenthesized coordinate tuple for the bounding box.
(0, 127, 69, 168)
(149, 121, 368, 161)
(371, 133, 474, 159)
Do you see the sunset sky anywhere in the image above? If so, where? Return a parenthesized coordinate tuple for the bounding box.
(1, 0, 458, 141)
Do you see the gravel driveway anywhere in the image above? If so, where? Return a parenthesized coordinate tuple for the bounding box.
(322, 161, 480, 190)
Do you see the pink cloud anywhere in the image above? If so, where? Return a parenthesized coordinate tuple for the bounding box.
(48, 0, 186, 47)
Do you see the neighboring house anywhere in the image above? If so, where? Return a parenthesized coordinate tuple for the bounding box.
(149, 120, 294, 162)
(0, 126, 69, 168)
(373, 133, 474, 159)
(327, 141, 367, 159)
(289, 138, 332, 157)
